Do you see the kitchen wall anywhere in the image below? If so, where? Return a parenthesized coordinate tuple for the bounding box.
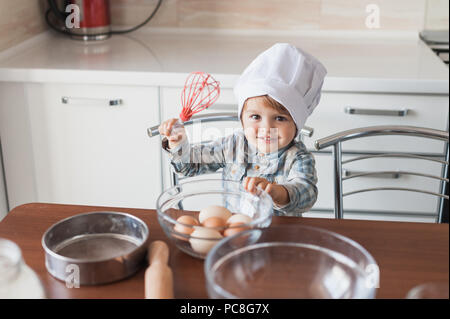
(0, 0, 47, 52)
(424, 0, 449, 30)
(0, 0, 447, 54)
(111, 0, 447, 32)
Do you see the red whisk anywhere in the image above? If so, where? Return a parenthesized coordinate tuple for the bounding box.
(147, 72, 220, 139)
(179, 71, 220, 122)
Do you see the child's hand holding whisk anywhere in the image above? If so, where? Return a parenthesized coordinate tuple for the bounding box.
(159, 118, 187, 149)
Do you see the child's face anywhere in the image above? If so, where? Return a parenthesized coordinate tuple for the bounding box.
(241, 96, 297, 154)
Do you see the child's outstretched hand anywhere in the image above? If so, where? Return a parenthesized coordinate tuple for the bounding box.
(243, 177, 290, 207)
(158, 118, 187, 149)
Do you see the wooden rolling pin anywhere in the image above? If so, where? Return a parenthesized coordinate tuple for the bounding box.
(144, 240, 174, 299)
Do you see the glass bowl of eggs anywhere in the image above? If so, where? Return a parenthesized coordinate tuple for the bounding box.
(156, 178, 273, 259)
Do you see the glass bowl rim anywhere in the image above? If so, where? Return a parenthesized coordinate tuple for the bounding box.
(156, 178, 274, 230)
(204, 224, 378, 299)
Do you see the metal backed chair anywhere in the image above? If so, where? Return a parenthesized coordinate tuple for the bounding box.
(148, 112, 314, 188)
(314, 126, 449, 223)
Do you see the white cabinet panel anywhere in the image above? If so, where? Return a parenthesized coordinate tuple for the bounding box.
(23, 83, 162, 209)
(313, 153, 442, 215)
(306, 92, 449, 154)
(0, 83, 37, 211)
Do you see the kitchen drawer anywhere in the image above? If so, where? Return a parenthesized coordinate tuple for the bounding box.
(1, 82, 163, 209)
(305, 92, 449, 154)
(313, 152, 443, 215)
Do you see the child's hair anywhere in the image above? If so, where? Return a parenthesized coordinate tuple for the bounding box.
(241, 95, 292, 119)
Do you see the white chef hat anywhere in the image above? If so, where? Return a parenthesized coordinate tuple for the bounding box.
(234, 43, 327, 133)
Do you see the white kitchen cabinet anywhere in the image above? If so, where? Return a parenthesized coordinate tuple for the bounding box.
(0, 83, 37, 212)
(305, 91, 448, 222)
(0, 82, 162, 210)
(305, 92, 449, 154)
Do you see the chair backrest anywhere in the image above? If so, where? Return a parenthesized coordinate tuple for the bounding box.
(314, 125, 449, 223)
(148, 112, 314, 138)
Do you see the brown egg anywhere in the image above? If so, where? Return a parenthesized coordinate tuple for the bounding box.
(173, 215, 199, 241)
(189, 227, 223, 254)
(199, 205, 232, 223)
(226, 213, 252, 225)
(224, 222, 250, 237)
(202, 216, 227, 230)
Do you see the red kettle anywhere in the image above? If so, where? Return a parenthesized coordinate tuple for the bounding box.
(47, 0, 111, 41)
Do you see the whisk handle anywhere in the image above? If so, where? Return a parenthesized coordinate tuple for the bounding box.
(147, 125, 160, 137)
(147, 115, 315, 139)
(147, 121, 184, 138)
(147, 113, 238, 138)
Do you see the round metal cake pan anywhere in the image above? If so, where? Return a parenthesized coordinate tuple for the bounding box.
(42, 211, 149, 285)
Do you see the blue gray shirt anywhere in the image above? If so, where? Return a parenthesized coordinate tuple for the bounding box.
(162, 129, 318, 216)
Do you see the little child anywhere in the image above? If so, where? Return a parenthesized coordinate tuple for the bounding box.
(159, 43, 327, 216)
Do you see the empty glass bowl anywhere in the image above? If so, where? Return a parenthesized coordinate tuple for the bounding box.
(156, 179, 273, 259)
(205, 225, 379, 298)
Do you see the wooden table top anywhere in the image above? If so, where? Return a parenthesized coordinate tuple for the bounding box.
(0, 203, 448, 299)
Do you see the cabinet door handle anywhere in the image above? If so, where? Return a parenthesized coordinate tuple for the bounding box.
(345, 107, 408, 117)
(61, 96, 123, 106)
(300, 126, 314, 138)
(343, 169, 401, 179)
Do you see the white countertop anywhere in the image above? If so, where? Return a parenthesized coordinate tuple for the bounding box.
(0, 28, 448, 94)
